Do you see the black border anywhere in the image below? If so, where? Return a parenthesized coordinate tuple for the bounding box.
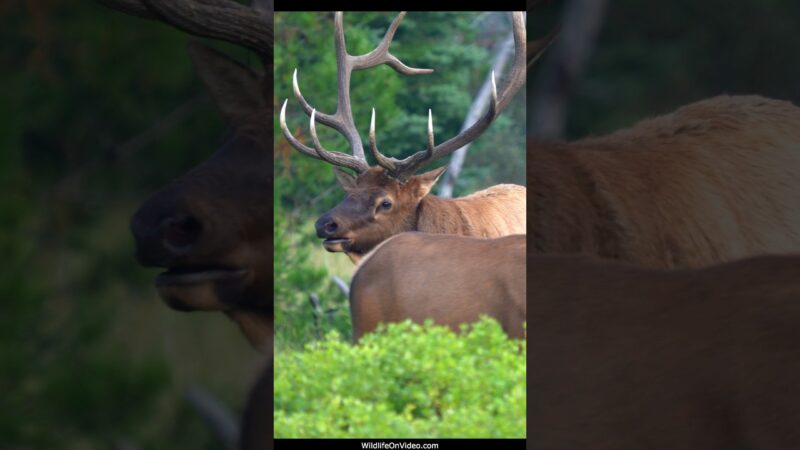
(274, 438, 525, 449)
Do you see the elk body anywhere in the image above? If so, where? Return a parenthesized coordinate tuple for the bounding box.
(528, 95, 800, 268)
(280, 12, 532, 263)
(349, 232, 525, 342)
(529, 252, 800, 449)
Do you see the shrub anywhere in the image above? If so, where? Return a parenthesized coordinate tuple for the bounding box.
(274, 317, 526, 438)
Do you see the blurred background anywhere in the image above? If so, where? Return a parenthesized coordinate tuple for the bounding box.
(2, 1, 800, 449)
(2, 1, 262, 449)
(527, 0, 800, 138)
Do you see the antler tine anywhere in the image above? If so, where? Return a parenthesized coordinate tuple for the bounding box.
(353, 12, 435, 75)
(369, 109, 397, 172)
(98, 0, 272, 56)
(426, 109, 435, 154)
(369, 108, 435, 179)
(497, 11, 528, 110)
(291, 69, 355, 148)
(279, 100, 370, 173)
(282, 11, 434, 174)
(385, 12, 527, 180)
(279, 100, 317, 158)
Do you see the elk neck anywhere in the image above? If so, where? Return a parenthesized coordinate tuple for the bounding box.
(416, 193, 477, 236)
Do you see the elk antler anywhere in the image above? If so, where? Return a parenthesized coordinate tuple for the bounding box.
(280, 12, 433, 175)
(282, 12, 527, 181)
(371, 12, 527, 180)
(97, 0, 273, 57)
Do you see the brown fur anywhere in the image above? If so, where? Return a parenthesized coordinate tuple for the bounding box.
(417, 184, 527, 237)
(529, 95, 800, 267)
(349, 232, 526, 342)
(529, 252, 800, 449)
(320, 166, 526, 261)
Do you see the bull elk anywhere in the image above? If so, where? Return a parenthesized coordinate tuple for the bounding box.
(280, 12, 533, 263)
(527, 95, 800, 268)
(349, 232, 525, 342)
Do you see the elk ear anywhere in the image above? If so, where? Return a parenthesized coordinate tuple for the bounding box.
(333, 168, 358, 192)
(187, 41, 268, 130)
(414, 166, 447, 197)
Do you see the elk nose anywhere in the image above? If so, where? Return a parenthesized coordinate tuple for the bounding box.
(315, 215, 338, 238)
(161, 214, 202, 255)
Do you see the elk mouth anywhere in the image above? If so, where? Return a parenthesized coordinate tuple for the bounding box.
(155, 265, 248, 286)
(155, 265, 251, 312)
(322, 238, 351, 252)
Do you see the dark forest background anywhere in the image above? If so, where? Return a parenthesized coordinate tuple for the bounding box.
(2, 1, 799, 448)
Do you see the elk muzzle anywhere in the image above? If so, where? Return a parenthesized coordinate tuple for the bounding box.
(315, 213, 351, 252)
(130, 188, 251, 312)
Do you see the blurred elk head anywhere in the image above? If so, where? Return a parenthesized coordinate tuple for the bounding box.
(280, 12, 533, 261)
(100, 0, 274, 349)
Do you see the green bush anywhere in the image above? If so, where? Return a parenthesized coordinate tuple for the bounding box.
(274, 317, 526, 438)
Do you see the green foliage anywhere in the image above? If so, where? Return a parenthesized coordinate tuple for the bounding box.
(274, 185, 352, 348)
(274, 318, 526, 438)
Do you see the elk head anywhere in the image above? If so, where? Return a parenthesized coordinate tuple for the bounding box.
(100, 0, 274, 349)
(280, 11, 529, 260)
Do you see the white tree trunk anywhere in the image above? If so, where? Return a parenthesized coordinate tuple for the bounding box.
(438, 16, 520, 198)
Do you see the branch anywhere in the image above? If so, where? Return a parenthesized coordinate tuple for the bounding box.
(185, 386, 240, 450)
(308, 293, 323, 340)
(331, 275, 350, 298)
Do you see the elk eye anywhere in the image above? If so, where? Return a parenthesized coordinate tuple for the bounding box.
(380, 200, 392, 210)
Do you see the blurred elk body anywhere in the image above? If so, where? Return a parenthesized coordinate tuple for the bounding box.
(528, 95, 800, 268)
(349, 232, 525, 341)
(281, 12, 531, 263)
(529, 252, 800, 449)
